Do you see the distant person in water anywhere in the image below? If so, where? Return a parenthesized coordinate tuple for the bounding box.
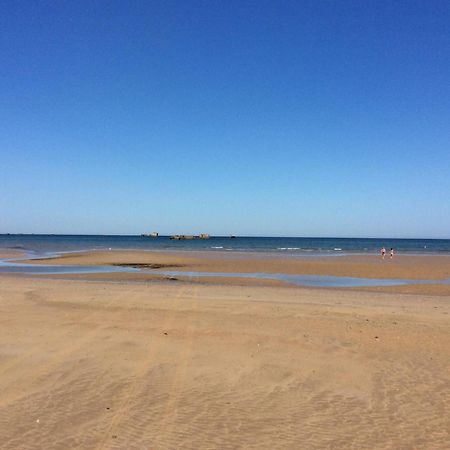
(381, 247, 386, 259)
(390, 248, 394, 259)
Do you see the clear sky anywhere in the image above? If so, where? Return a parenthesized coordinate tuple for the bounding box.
(1, 1, 449, 237)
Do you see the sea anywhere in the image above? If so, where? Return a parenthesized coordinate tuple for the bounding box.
(1, 234, 449, 256)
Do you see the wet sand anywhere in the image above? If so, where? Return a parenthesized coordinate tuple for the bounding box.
(20, 250, 450, 295)
(0, 250, 24, 259)
(0, 273, 449, 449)
(25, 250, 450, 279)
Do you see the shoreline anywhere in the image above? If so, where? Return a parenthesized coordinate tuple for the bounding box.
(3, 244, 450, 257)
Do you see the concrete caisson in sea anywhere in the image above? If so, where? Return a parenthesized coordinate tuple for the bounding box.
(170, 234, 210, 240)
(170, 235, 195, 240)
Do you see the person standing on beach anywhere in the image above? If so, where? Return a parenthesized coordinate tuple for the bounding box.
(390, 248, 394, 259)
(381, 247, 386, 259)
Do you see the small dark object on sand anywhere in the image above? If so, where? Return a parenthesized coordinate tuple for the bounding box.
(112, 263, 183, 269)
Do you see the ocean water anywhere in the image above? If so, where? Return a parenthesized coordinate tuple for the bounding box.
(1, 234, 449, 256)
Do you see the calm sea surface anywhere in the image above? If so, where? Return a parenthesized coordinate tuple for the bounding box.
(1, 235, 449, 256)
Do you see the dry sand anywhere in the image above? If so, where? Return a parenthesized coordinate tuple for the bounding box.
(0, 271, 449, 449)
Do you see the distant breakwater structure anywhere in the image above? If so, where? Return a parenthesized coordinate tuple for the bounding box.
(140, 232, 210, 240)
(140, 233, 237, 241)
(169, 234, 210, 240)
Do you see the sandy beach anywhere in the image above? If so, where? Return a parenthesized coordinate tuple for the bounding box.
(0, 251, 449, 449)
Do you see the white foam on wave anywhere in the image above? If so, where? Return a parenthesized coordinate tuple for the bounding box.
(211, 246, 224, 249)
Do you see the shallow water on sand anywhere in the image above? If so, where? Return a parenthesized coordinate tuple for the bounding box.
(1, 256, 449, 288)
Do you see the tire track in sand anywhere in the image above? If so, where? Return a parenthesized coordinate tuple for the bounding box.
(96, 283, 194, 450)
(153, 283, 200, 448)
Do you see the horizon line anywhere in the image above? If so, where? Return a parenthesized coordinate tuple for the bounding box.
(1, 233, 449, 241)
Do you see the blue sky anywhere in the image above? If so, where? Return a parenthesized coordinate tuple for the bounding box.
(1, 0, 449, 237)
